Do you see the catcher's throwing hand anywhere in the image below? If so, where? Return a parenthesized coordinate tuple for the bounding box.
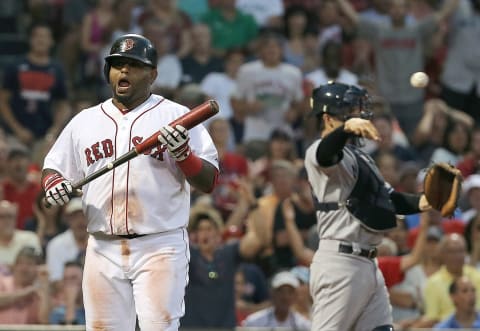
(42, 173, 74, 206)
(158, 124, 191, 161)
(423, 162, 463, 217)
(344, 118, 380, 141)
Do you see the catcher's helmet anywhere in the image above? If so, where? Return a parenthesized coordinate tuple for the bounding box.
(311, 81, 372, 120)
(103, 34, 158, 82)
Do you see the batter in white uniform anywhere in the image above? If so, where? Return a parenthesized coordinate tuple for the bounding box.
(41, 34, 219, 331)
(304, 82, 431, 331)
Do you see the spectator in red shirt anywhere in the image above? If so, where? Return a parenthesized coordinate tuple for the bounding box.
(2, 148, 41, 229)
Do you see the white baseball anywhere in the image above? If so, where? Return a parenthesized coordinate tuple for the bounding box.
(107, 162, 114, 169)
(410, 72, 429, 88)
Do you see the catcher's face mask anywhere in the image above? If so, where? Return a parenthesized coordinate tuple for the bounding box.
(341, 87, 373, 121)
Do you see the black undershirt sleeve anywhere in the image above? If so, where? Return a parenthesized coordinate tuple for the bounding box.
(316, 125, 351, 167)
(390, 191, 421, 215)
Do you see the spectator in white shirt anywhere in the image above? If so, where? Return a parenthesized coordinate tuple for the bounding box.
(46, 198, 88, 285)
(242, 270, 312, 330)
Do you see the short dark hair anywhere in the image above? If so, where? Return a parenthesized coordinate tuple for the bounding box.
(7, 148, 29, 161)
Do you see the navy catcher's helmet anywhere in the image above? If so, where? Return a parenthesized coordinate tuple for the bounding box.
(103, 34, 158, 82)
(311, 81, 372, 120)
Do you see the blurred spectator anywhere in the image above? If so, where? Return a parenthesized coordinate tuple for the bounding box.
(386, 216, 411, 256)
(411, 98, 473, 166)
(375, 152, 400, 190)
(181, 203, 263, 328)
(234, 264, 270, 326)
(79, 0, 114, 87)
(106, 0, 141, 43)
(440, 0, 480, 123)
(49, 261, 85, 325)
(434, 276, 480, 329)
(282, 5, 318, 71)
(396, 161, 421, 194)
(359, 0, 415, 25)
(464, 214, 480, 269)
(180, 24, 223, 86)
(0, 200, 41, 267)
(337, 0, 460, 136)
(241, 270, 311, 329)
(370, 113, 417, 163)
(305, 40, 358, 88)
(207, 118, 248, 219)
(419, 233, 480, 327)
(429, 117, 472, 165)
(457, 126, 480, 178)
(290, 265, 312, 320)
(394, 224, 443, 329)
(460, 174, 480, 224)
(236, 0, 284, 29)
(177, 0, 210, 23)
(200, 0, 258, 56)
(138, 0, 193, 57)
(314, 0, 350, 52)
(249, 161, 316, 277)
(174, 84, 209, 111)
(0, 246, 50, 324)
(24, 192, 67, 254)
(201, 48, 246, 123)
(0, 22, 70, 148)
(142, 18, 182, 97)
(46, 198, 88, 284)
(231, 32, 304, 143)
(2, 148, 41, 229)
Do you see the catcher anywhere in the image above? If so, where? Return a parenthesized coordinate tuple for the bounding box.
(423, 162, 463, 218)
(304, 81, 445, 331)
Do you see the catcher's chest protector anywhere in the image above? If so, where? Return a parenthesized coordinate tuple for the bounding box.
(346, 145, 397, 231)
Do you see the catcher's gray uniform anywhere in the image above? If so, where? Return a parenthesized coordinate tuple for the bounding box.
(305, 139, 392, 331)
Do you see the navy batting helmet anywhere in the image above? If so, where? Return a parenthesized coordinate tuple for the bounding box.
(311, 81, 372, 120)
(103, 34, 158, 82)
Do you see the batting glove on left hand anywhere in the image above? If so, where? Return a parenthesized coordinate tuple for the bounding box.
(158, 125, 191, 161)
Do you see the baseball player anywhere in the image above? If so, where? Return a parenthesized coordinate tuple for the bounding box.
(304, 81, 431, 331)
(41, 34, 219, 331)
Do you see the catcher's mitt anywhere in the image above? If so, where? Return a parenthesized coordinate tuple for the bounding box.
(423, 162, 463, 217)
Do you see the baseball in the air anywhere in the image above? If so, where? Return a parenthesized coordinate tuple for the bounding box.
(107, 162, 113, 170)
(410, 71, 429, 88)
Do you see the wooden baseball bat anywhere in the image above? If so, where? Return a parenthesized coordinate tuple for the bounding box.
(44, 100, 219, 207)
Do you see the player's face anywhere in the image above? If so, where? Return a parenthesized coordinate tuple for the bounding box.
(109, 57, 157, 109)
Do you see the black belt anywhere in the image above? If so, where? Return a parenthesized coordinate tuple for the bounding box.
(338, 243, 377, 259)
(117, 234, 147, 239)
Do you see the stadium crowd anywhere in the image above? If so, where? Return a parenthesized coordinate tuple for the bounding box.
(0, 0, 479, 329)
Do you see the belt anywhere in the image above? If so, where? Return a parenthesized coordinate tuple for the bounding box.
(318, 240, 377, 259)
(338, 243, 377, 259)
(116, 234, 147, 239)
(92, 232, 147, 240)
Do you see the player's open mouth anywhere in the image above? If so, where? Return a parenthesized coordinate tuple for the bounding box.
(117, 79, 131, 93)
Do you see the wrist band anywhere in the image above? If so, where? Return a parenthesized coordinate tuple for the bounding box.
(176, 153, 203, 177)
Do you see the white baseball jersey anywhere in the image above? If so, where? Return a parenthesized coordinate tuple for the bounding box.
(43, 94, 218, 235)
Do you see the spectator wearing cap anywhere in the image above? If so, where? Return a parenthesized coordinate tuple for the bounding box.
(460, 174, 480, 224)
(290, 266, 312, 320)
(434, 276, 480, 329)
(46, 198, 88, 286)
(2, 148, 42, 229)
(0, 246, 50, 324)
(181, 203, 263, 328)
(241, 270, 311, 329)
(392, 225, 443, 329)
(0, 200, 41, 267)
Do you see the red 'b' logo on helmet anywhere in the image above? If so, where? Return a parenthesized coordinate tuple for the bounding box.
(123, 39, 135, 51)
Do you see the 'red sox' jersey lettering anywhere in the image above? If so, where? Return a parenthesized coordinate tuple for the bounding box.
(85, 137, 164, 166)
